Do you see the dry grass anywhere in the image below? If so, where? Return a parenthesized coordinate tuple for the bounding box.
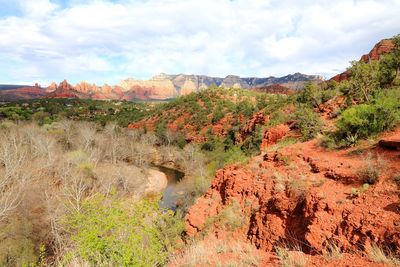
(170, 238, 261, 267)
(325, 243, 343, 260)
(203, 200, 246, 234)
(288, 175, 309, 201)
(275, 246, 307, 267)
(358, 153, 386, 185)
(367, 244, 400, 266)
(275, 239, 307, 267)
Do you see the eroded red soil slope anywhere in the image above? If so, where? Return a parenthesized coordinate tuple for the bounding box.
(185, 128, 400, 265)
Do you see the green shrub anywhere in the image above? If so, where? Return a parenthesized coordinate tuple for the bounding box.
(61, 195, 185, 267)
(345, 60, 380, 103)
(267, 109, 289, 127)
(155, 120, 167, 142)
(298, 82, 323, 108)
(241, 125, 264, 156)
(235, 99, 255, 118)
(379, 34, 400, 87)
(335, 89, 400, 140)
(292, 106, 323, 141)
(256, 93, 268, 110)
(212, 105, 224, 124)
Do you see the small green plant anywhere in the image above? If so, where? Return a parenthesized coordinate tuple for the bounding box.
(267, 110, 289, 126)
(37, 245, 46, 267)
(359, 167, 379, 185)
(275, 153, 291, 166)
(350, 183, 370, 198)
(265, 137, 298, 153)
(344, 133, 358, 147)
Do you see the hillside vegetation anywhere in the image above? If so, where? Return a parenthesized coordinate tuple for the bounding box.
(0, 35, 399, 266)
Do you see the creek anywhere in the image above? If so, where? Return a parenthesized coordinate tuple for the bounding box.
(151, 165, 185, 210)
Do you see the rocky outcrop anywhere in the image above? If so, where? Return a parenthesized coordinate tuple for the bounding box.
(331, 39, 396, 82)
(46, 80, 81, 99)
(74, 81, 99, 93)
(260, 124, 291, 151)
(220, 75, 250, 89)
(378, 131, 400, 150)
(360, 39, 395, 63)
(46, 82, 58, 92)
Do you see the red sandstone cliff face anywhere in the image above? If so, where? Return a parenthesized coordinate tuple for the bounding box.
(331, 39, 395, 82)
(185, 129, 400, 258)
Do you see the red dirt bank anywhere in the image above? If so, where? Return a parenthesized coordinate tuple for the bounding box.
(185, 128, 400, 266)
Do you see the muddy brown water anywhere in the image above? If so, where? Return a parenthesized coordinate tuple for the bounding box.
(152, 165, 185, 210)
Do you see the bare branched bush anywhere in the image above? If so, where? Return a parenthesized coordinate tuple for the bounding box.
(120, 133, 156, 166)
(104, 122, 121, 164)
(0, 129, 31, 221)
(179, 144, 207, 176)
(94, 163, 147, 196)
(57, 119, 76, 149)
(76, 122, 97, 152)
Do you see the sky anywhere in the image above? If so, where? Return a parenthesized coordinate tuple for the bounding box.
(0, 0, 399, 86)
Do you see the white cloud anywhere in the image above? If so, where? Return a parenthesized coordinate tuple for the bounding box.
(18, 0, 58, 17)
(0, 0, 399, 84)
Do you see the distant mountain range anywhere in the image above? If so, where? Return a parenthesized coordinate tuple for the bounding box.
(0, 37, 397, 102)
(0, 73, 322, 101)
